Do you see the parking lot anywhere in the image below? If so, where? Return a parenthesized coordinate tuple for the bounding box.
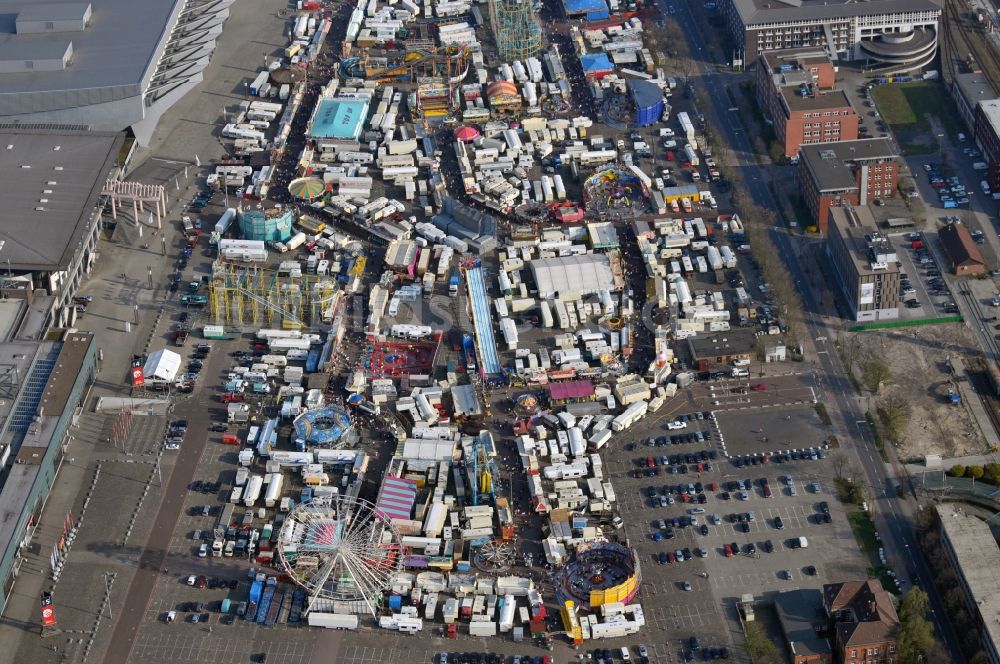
(714, 404, 828, 460)
(611, 407, 868, 653)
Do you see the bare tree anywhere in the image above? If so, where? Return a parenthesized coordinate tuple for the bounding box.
(830, 449, 849, 479)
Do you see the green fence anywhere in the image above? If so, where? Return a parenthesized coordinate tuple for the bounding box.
(848, 315, 963, 332)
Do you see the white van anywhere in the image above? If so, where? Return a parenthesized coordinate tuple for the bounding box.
(732, 358, 750, 367)
(732, 368, 750, 377)
(621, 647, 631, 661)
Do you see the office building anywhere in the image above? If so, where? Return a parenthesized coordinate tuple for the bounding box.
(0, 0, 234, 144)
(798, 139, 898, 232)
(826, 206, 900, 322)
(722, 0, 940, 72)
(756, 49, 859, 158)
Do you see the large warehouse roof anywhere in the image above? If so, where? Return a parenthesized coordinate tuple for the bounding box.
(0, 127, 123, 271)
(0, 0, 183, 109)
(530, 254, 614, 296)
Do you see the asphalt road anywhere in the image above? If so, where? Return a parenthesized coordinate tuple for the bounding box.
(102, 359, 220, 664)
(666, 0, 963, 658)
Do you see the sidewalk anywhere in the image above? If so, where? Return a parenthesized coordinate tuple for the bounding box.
(0, 156, 200, 663)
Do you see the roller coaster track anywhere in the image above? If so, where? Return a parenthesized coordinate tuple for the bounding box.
(942, 0, 1000, 93)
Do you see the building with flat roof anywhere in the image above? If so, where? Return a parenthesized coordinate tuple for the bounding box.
(974, 99, 1000, 191)
(823, 579, 899, 664)
(529, 254, 615, 298)
(686, 329, 756, 366)
(0, 331, 96, 610)
(935, 504, 1000, 664)
(563, 0, 609, 21)
(722, 0, 939, 72)
(951, 73, 996, 133)
(774, 589, 834, 664)
(938, 221, 985, 276)
(756, 49, 858, 158)
(307, 98, 369, 141)
(798, 139, 898, 232)
(827, 205, 901, 322)
(0, 127, 124, 330)
(0, 0, 234, 144)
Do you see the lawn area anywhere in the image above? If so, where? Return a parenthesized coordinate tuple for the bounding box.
(871, 80, 961, 155)
(847, 510, 878, 554)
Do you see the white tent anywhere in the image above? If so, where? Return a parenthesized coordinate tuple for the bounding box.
(529, 254, 614, 297)
(144, 348, 182, 382)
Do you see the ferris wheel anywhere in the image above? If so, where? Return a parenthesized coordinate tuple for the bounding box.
(277, 496, 402, 616)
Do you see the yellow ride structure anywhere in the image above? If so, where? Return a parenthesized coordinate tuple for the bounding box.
(208, 261, 344, 328)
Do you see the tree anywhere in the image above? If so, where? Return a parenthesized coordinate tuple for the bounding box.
(862, 359, 892, 393)
(897, 587, 937, 664)
(830, 449, 849, 479)
(966, 465, 985, 480)
(984, 463, 1000, 484)
(743, 621, 780, 663)
(878, 391, 912, 444)
(947, 464, 966, 478)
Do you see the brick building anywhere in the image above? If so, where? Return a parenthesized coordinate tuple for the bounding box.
(823, 580, 899, 664)
(798, 139, 898, 233)
(938, 221, 986, 276)
(757, 50, 858, 158)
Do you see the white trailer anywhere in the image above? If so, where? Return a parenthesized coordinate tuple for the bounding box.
(588, 429, 612, 451)
(469, 620, 498, 637)
(611, 401, 649, 432)
(243, 475, 264, 506)
(553, 174, 566, 200)
(264, 473, 284, 507)
(309, 613, 360, 629)
(499, 596, 516, 632)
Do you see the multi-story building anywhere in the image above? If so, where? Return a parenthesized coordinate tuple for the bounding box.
(823, 580, 899, 664)
(723, 0, 940, 73)
(798, 139, 898, 232)
(757, 49, 859, 158)
(826, 206, 900, 322)
(974, 99, 1000, 191)
(935, 504, 1000, 664)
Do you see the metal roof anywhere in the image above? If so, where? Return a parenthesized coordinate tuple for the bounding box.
(580, 53, 614, 74)
(563, 0, 607, 14)
(0, 0, 183, 98)
(730, 0, 940, 26)
(0, 127, 122, 271)
(529, 254, 614, 296)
